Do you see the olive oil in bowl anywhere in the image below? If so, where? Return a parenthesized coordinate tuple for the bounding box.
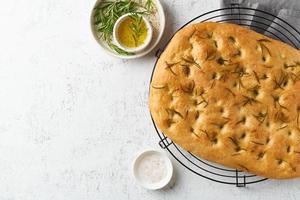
(113, 13, 153, 52)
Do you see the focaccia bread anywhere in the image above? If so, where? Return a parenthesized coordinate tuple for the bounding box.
(149, 22, 300, 179)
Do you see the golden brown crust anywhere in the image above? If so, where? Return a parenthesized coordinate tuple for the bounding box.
(149, 22, 300, 179)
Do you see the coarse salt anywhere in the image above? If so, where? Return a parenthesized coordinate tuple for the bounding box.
(137, 153, 168, 184)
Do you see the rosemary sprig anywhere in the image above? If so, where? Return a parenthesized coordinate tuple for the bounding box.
(273, 70, 289, 90)
(252, 70, 260, 84)
(165, 108, 183, 119)
(198, 93, 208, 107)
(210, 79, 216, 89)
(93, 0, 153, 55)
(262, 64, 273, 68)
(165, 61, 180, 75)
(238, 164, 249, 171)
(199, 129, 217, 144)
(225, 87, 236, 96)
(236, 79, 245, 89)
(199, 129, 210, 139)
(272, 95, 287, 110)
(108, 42, 134, 55)
(181, 56, 201, 69)
(213, 40, 218, 48)
(274, 110, 289, 123)
(145, 0, 154, 13)
(232, 65, 249, 77)
(197, 31, 213, 39)
(204, 50, 216, 61)
(211, 120, 228, 130)
(284, 61, 300, 70)
(191, 130, 201, 139)
(228, 137, 243, 152)
(289, 71, 300, 83)
(129, 14, 147, 47)
(219, 70, 230, 82)
(193, 86, 204, 96)
(257, 39, 271, 61)
(94, 0, 140, 42)
(251, 141, 264, 145)
(232, 65, 249, 89)
(276, 125, 288, 131)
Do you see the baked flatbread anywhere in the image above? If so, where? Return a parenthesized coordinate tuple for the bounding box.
(149, 22, 300, 179)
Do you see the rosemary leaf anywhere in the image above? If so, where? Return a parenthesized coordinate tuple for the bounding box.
(108, 42, 134, 56)
(93, 0, 153, 55)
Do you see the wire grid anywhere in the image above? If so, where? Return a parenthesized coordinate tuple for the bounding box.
(149, 5, 300, 187)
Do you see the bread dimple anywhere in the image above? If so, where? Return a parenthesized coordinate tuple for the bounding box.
(149, 22, 300, 179)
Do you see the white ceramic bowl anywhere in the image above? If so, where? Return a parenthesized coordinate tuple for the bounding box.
(90, 0, 165, 59)
(133, 150, 173, 190)
(113, 13, 153, 53)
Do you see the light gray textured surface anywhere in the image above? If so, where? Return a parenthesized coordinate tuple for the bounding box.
(1, 0, 300, 199)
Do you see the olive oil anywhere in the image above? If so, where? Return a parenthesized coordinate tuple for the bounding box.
(117, 16, 148, 48)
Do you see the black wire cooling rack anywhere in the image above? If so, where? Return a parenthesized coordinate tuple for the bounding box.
(149, 5, 300, 187)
